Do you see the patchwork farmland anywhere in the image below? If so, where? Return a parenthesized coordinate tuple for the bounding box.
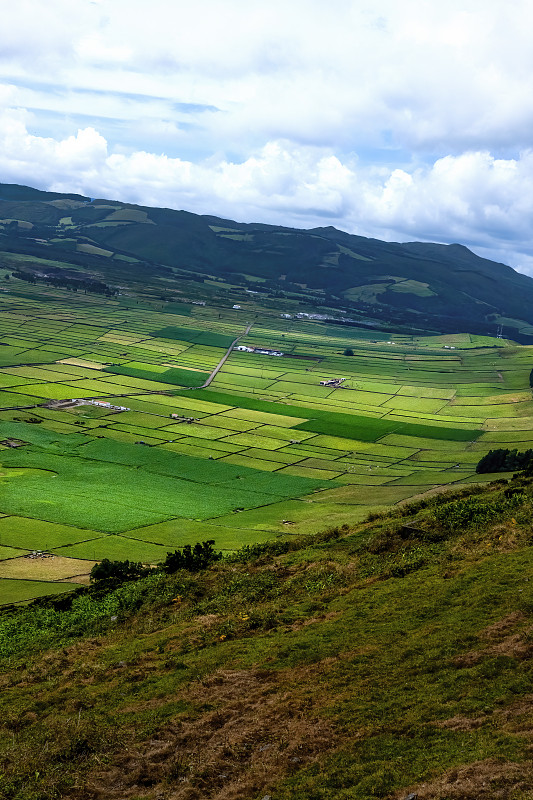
(1, 276, 533, 602)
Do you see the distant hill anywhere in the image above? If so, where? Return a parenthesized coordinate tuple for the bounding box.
(1, 182, 533, 339)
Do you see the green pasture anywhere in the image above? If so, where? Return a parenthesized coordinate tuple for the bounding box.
(382, 395, 447, 413)
(161, 422, 225, 439)
(0, 374, 38, 389)
(220, 432, 287, 449)
(2, 366, 62, 380)
(0, 516, 105, 551)
(104, 364, 210, 387)
(52, 535, 169, 564)
(153, 326, 235, 348)
(93, 428, 162, 445)
(211, 498, 370, 534)
(110, 411, 169, 428)
(0, 438, 331, 532)
(183, 389, 482, 441)
(0, 390, 44, 407)
(0, 545, 30, 559)
(0, 578, 81, 606)
(105, 423, 174, 440)
(198, 415, 258, 432)
(221, 453, 284, 471)
(96, 374, 173, 391)
(174, 437, 242, 453)
(123, 518, 279, 550)
(160, 440, 225, 458)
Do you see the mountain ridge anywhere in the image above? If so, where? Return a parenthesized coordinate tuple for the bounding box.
(1, 182, 533, 340)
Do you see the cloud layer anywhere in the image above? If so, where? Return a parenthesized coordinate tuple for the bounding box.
(1, 1, 533, 272)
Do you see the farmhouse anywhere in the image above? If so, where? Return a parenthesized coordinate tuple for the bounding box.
(253, 347, 284, 356)
(85, 400, 130, 411)
(319, 377, 347, 387)
(235, 345, 284, 356)
(46, 399, 129, 411)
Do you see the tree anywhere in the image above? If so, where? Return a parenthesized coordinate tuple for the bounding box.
(343, 347, 354, 356)
(90, 558, 150, 587)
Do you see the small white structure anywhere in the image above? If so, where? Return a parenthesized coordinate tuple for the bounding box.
(232, 304, 242, 309)
(319, 377, 347, 387)
(236, 345, 254, 352)
(72, 399, 130, 412)
(253, 348, 284, 356)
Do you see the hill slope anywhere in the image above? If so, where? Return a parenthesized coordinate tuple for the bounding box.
(1, 477, 532, 800)
(1, 183, 533, 339)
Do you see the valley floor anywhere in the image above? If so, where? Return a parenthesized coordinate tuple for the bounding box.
(1, 279, 533, 601)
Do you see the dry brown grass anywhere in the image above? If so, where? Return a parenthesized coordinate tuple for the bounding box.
(453, 612, 532, 668)
(75, 667, 336, 800)
(0, 555, 94, 581)
(398, 758, 533, 800)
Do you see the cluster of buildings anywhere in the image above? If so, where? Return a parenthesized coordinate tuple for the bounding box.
(281, 312, 330, 321)
(235, 345, 284, 357)
(0, 438, 26, 448)
(81, 400, 130, 411)
(49, 399, 130, 411)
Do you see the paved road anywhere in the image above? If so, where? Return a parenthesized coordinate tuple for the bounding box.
(198, 320, 254, 389)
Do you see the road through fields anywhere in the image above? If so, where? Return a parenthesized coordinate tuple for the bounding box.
(199, 320, 254, 389)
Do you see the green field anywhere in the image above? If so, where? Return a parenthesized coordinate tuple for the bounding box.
(1, 270, 533, 601)
(0, 578, 83, 605)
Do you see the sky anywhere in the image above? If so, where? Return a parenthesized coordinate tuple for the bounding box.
(1, 0, 533, 273)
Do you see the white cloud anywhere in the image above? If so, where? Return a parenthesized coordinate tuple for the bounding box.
(3, 0, 533, 155)
(1, 105, 533, 272)
(1, 1, 533, 272)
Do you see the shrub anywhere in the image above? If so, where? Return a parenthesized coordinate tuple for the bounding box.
(161, 540, 222, 573)
(429, 493, 524, 532)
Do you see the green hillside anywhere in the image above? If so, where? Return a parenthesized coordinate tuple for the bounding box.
(2, 183, 533, 340)
(0, 476, 532, 799)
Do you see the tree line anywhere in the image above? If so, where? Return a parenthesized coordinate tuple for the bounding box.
(12, 269, 116, 296)
(476, 448, 533, 473)
(89, 540, 222, 592)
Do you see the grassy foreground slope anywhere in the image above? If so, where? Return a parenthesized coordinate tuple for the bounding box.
(1, 477, 532, 800)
